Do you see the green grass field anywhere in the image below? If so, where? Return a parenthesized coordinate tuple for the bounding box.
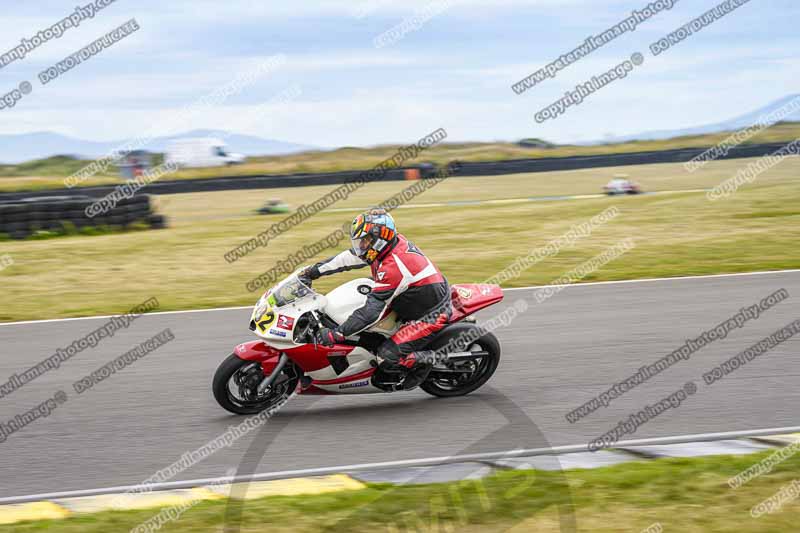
(1, 121, 798, 192)
(0, 156, 798, 323)
(4, 450, 800, 532)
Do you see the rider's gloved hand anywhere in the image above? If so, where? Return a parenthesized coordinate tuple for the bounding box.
(297, 270, 312, 287)
(298, 267, 315, 287)
(314, 327, 346, 346)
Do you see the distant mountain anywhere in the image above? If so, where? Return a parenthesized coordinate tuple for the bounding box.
(0, 132, 109, 164)
(0, 129, 317, 164)
(588, 94, 800, 145)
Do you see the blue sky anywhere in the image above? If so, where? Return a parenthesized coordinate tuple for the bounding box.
(0, 0, 796, 148)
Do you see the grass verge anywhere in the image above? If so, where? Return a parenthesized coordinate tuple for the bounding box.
(3, 450, 800, 532)
(1, 122, 799, 192)
(0, 157, 798, 322)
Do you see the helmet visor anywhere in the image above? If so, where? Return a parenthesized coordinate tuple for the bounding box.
(351, 234, 374, 258)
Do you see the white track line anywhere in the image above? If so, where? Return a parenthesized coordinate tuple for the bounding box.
(1, 425, 798, 505)
(502, 268, 800, 291)
(0, 306, 252, 327)
(1, 268, 798, 327)
(326, 188, 711, 213)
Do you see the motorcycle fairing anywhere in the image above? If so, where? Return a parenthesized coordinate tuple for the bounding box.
(234, 340, 283, 374)
(232, 272, 504, 397)
(449, 284, 504, 323)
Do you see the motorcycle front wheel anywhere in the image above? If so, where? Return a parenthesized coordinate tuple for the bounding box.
(212, 354, 298, 415)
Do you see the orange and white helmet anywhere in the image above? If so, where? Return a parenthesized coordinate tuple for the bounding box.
(350, 209, 397, 263)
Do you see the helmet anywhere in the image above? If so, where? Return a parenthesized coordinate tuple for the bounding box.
(350, 209, 397, 263)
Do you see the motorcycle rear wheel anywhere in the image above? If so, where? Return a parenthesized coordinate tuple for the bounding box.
(213, 353, 298, 415)
(420, 327, 501, 398)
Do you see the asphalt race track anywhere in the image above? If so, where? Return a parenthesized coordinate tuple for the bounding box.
(1, 270, 798, 497)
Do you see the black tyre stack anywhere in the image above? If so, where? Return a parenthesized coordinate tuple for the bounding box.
(0, 194, 165, 239)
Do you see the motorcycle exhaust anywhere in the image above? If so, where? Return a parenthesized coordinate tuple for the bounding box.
(443, 350, 489, 362)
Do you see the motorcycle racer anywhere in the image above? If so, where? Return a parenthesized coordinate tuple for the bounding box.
(300, 209, 451, 389)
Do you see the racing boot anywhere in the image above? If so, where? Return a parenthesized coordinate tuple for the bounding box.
(397, 350, 442, 390)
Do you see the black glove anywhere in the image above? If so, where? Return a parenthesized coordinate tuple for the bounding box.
(314, 327, 346, 346)
(297, 267, 314, 287)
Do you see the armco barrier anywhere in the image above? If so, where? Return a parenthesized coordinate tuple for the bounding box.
(0, 169, 408, 201)
(0, 142, 791, 201)
(451, 142, 792, 176)
(0, 195, 160, 239)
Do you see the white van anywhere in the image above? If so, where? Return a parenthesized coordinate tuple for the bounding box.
(165, 138, 246, 168)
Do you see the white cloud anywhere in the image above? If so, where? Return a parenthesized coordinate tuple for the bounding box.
(0, 0, 796, 152)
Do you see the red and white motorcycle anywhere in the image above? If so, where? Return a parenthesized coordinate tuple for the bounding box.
(213, 271, 504, 414)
